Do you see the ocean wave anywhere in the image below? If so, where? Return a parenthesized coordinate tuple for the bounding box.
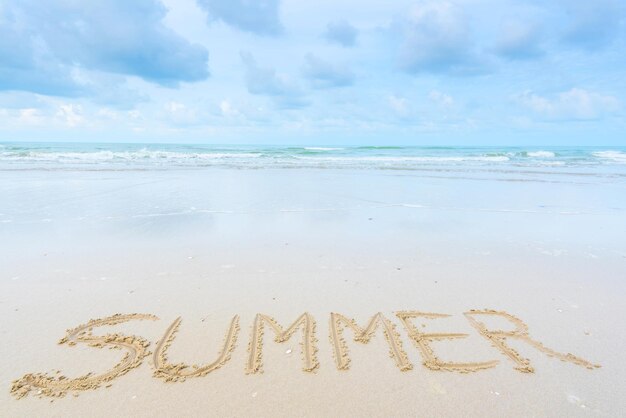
(527, 151, 555, 158)
(295, 155, 510, 163)
(355, 146, 405, 150)
(1, 144, 625, 172)
(534, 161, 565, 166)
(592, 150, 626, 163)
(0, 150, 511, 165)
(0, 149, 263, 162)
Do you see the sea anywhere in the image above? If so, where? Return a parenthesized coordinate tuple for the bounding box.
(1, 143, 625, 174)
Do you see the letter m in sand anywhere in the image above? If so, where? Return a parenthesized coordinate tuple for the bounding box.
(329, 312, 412, 371)
(246, 313, 318, 373)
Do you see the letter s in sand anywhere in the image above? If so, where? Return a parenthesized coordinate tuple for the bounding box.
(11, 313, 158, 399)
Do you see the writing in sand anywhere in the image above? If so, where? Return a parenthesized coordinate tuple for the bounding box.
(11, 309, 600, 400)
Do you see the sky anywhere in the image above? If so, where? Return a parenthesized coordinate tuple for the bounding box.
(0, 0, 625, 145)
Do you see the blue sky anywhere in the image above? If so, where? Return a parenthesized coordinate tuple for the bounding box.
(0, 0, 625, 145)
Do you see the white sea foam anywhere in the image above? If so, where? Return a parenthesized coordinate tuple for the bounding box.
(0, 150, 510, 167)
(0, 150, 262, 163)
(1, 145, 625, 172)
(295, 156, 510, 163)
(592, 150, 626, 163)
(527, 151, 555, 158)
(535, 161, 565, 166)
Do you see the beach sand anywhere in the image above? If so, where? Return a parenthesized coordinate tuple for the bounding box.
(1, 168, 625, 417)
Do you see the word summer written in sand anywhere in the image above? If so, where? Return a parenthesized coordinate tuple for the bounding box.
(11, 309, 600, 400)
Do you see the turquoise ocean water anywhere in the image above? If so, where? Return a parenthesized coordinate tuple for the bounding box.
(0, 142, 625, 172)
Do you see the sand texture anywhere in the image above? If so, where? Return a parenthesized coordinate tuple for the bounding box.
(1, 168, 624, 417)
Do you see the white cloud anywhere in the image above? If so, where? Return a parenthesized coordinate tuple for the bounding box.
(18, 108, 41, 125)
(240, 51, 307, 109)
(220, 100, 247, 118)
(429, 90, 454, 108)
(397, 1, 486, 76)
(56, 104, 84, 127)
(96, 108, 119, 119)
(302, 54, 354, 89)
(515, 88, 621, 120)
(127, 110, 142, 120)
(163, 101, 200, 125)
(215, 99, 271, 123)
(562, 0, 623, 50)
(495, 21, 544, 60)
(0, 0, 209, 93)
(324, 20, 358, 47)
(196, 0, 283, 35)
(220, 100, 235, 116)
(388, 95, 409, 116)
(166, 102, 186, 113)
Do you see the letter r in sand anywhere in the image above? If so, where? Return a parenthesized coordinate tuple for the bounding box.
(464, 309, 600, 373)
